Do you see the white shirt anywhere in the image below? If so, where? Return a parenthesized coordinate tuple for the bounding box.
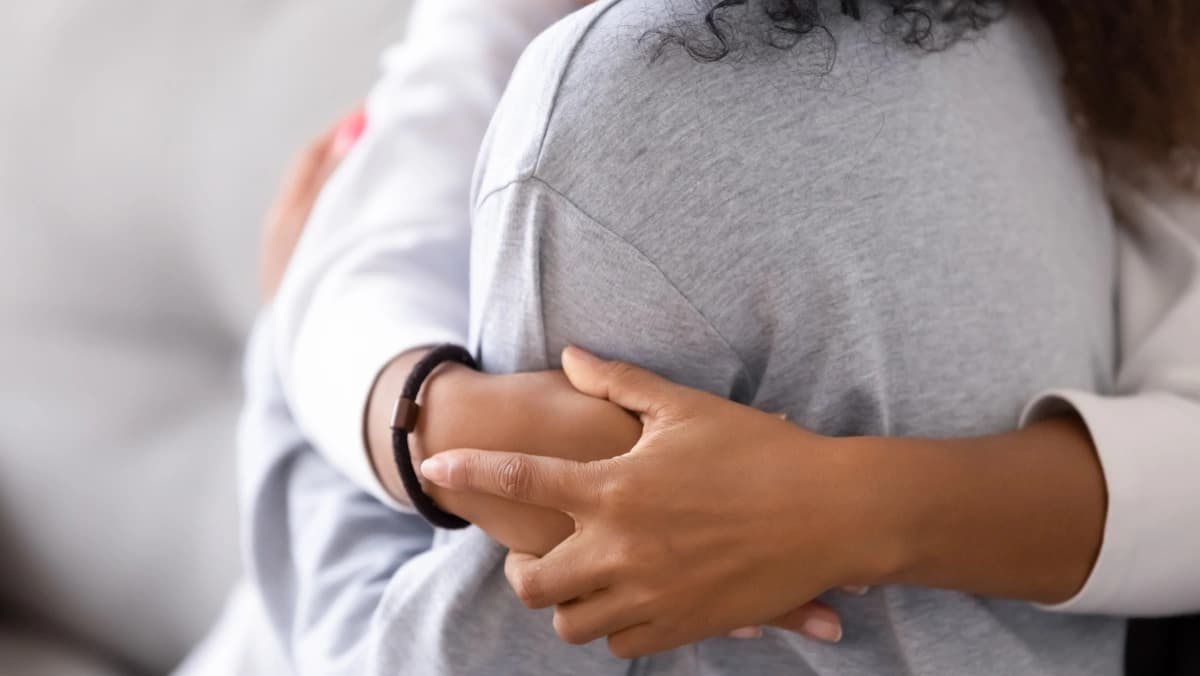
(272, 0, 1200, 616)
(274, 0, 579, 506)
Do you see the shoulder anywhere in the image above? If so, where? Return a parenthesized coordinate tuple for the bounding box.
(473, 0, 695, 204)
(472, 0, 619, 201)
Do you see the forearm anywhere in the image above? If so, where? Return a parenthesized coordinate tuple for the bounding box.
(863, 415, 1106, 604)
(366, 352, 642, 554)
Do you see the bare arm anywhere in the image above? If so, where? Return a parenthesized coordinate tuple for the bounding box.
(419, 349, 1111, 656)
(366, 352, 642, 554)
(865, 416, 1105, 604)
(374, 348, 1105, 604)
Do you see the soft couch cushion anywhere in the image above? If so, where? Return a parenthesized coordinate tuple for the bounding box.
(0, 1, 408, 671)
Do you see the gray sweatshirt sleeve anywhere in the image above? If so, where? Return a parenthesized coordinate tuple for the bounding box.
(240, 314, 432, 675)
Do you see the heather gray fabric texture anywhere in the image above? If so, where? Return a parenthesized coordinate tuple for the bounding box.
(246, 0, 1123, 674)
(467, 0, 1122, 673)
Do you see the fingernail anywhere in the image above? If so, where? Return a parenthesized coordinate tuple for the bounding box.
(728, 626, 763, 640)
(420, 456, 450, 485)
(562, 345, 600, 365)
(843, 585, 871, 596)
(801, 617, 843, 643)
(332, 109, 366, 157)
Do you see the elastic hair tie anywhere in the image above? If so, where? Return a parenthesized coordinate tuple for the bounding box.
(390, 344, 477, 529)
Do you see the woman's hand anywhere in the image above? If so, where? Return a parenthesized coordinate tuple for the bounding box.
(260, 107, 365, 299)
(421, 347, 1109, 658)
(421, 347, 893, 657)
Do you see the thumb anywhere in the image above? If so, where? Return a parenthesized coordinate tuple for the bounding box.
(560, 346, 684, 422)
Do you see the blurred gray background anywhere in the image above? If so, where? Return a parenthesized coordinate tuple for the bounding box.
(0, 2, 412, 673)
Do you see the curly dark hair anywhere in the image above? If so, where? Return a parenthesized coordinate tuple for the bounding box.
(652, 0, 1004, 62)
(1039, 1, 1200, 185)
(658, 0, 1200, 185)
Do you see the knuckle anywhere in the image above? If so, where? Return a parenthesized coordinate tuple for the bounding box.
(631, 586, 661, 616)
(594, 543, 641, 589)
(608, 539, 639, 571)
(509, 568, 542, 609)
(647, 399, 678, 422)
(596, 467, 638, 510)
(553, 611, 592, 646)
(603, 360, 636, 383)
(595, 476, 622, 506)
(496, 456, 534, 501)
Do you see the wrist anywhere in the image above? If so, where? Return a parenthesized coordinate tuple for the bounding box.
(828, 435, 927, 588)
(410, 361, 490, 502)
(364, 349, 488, 505)
(839, 420, 1105, 603)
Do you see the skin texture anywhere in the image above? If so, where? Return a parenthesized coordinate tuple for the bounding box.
(422, 347, 1107, 659)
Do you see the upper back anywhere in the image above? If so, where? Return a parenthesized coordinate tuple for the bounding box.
(472, 0, 1116, 438)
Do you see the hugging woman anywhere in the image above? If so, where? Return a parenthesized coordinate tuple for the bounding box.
(245, 1, 1200, 674)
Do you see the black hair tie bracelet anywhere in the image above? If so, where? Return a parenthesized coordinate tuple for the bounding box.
(389, 344, 477, 529)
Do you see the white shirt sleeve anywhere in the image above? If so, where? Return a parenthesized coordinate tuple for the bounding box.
(1023, 172, 1200, 616)
(271, 0, 578, 510)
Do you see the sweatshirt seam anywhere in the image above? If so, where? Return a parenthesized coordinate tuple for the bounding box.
(531, 0, 625, 176)
(520, 175, 752, 380)
(472, 3, 618, 212)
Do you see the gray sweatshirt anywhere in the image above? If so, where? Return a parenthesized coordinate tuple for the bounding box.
(246, 0, 1121, 674)
(468, 0, 1120, 673)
